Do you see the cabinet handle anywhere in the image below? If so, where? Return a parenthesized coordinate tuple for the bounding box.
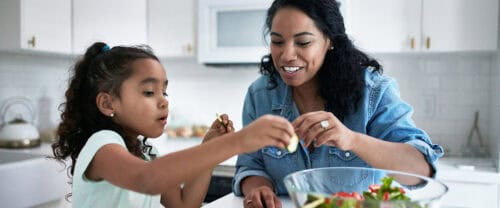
(426, 37, 431, 49)
(28, 36, 36, 48)
(410, 37, 415, 49)
(186, 44, 193, 54)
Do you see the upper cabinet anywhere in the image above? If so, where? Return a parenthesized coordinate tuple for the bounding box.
(148, 0, 195, 57)
(0, 0, 71, 54)
(343, 0, 498, 53)
(422, 0, 498, 52)
(72, 0, 147, 54)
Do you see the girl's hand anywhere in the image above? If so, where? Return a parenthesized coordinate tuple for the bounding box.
(203, 113, 234, 143)
(244, 186, 282, 208)
(292, 111, 356, 150)
(237, 115, 294, 153)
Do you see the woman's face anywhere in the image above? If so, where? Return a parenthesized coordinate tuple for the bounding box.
(111, 58, 169, 139)
(270, 7, 331, 87)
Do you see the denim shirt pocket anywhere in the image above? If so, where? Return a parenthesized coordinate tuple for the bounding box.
(328, 147, 366, 167)
(262, 147, 295, 159)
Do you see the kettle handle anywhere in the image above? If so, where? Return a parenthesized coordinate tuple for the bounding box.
(0, 97, 35, 125)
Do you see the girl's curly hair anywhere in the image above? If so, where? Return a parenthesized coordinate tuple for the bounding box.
(52, 42, 158, 176)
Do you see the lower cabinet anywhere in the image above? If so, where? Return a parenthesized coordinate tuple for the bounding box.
(204, 175, 233, 203)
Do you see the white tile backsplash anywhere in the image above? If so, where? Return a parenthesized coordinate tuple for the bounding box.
(0, 51, 498, 158)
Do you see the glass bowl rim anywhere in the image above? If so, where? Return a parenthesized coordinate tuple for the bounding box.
(284, 166, 449, 203)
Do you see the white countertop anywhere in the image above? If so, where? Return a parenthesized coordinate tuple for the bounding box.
(2, 139, 499, 208)
(203, 193, 294, 208)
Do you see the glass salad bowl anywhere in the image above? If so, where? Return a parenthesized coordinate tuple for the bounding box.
(284, 167, 448, 208)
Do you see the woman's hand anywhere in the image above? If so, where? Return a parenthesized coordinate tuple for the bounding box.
(292, 111, 357, 150)
(203, 113, 234, 143)
(237, 114, 294, 153)
(244, 186, 282, 208)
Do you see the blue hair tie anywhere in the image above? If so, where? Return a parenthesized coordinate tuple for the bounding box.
(101, 44, 111, 52)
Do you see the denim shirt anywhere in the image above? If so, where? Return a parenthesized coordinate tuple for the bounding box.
(232, 69, 444, 196)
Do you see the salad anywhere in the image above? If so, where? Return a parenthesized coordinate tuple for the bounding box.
(303, 177, 422, 208)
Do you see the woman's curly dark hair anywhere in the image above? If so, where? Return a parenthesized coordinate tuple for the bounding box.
(52, 42, 158, 176)
(261, 0, 382, 121)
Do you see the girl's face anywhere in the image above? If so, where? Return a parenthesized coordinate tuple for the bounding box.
(112, 58, 169, 139)
(270, 7, 331, 87)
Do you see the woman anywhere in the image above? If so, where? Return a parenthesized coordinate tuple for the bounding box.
(232, 0, 444, 207)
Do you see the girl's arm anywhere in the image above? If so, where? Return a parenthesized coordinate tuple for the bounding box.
(86, 115, 293, 205)
(87, 132, 240, 194)
(160, 115, 233, 207)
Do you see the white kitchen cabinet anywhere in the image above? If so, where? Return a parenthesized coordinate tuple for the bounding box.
(148, 0, 195, 57)
(344, 0, 498, 52)
(422, 0, 498, 52)
(72, 0, 147, 54)
(0, 0, 71, 54)
(344, 0, 421, 52)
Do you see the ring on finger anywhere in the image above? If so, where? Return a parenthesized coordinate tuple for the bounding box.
(245, 199, 253, 208)
(320, 120, 330, 130)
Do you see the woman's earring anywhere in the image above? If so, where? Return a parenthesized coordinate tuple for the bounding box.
(110, 112, 114, 117)
(330, 46, 334, 50)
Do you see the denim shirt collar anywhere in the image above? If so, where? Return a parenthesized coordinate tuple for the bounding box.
(270, 76, 299, 120)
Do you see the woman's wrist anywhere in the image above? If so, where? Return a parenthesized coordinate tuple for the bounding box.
(348, 131, 363, 151)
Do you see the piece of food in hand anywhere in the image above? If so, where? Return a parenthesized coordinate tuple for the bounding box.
(216, 113, 228, 131)
(287, 133, 299, 152)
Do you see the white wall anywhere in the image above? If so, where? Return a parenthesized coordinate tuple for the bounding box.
(492, 51, 500, 167)
(0, 51, 496, 157)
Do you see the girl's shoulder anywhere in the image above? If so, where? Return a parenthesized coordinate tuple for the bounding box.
(87, 130, 126, 147)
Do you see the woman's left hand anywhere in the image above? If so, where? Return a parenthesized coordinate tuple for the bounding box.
(203, 113, 234, 143)
(292, 111, 356, 150)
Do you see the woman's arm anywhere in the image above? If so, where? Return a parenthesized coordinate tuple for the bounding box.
(350, 132, 432, 178)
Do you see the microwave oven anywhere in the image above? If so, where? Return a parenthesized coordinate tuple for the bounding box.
(197, 0, 272, 64)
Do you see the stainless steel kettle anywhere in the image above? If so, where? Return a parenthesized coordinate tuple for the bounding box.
(0, 97, 40, 148)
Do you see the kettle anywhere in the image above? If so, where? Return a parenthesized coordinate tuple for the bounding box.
(0, 97, 40, 148)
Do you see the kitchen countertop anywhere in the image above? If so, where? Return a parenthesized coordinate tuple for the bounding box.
(3, 137, 499, 208)
(203, 193, 293, 208)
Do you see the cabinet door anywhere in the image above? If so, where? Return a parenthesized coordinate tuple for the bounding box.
(344, 0, 421, 53)
(22, 0, 71, 53)
(73, 0, 147, 54)
(423, 0, 499, 51)
(0, 0, 71, 53)
(440, 181, 498, 208)
(148, 0, 195, 57)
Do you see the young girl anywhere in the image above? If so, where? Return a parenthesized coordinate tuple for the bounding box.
(52, 42, 295, 208)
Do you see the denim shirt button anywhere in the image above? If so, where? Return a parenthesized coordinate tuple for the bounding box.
(277, 150, 282, 156)
(345, 151, 350, 157)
